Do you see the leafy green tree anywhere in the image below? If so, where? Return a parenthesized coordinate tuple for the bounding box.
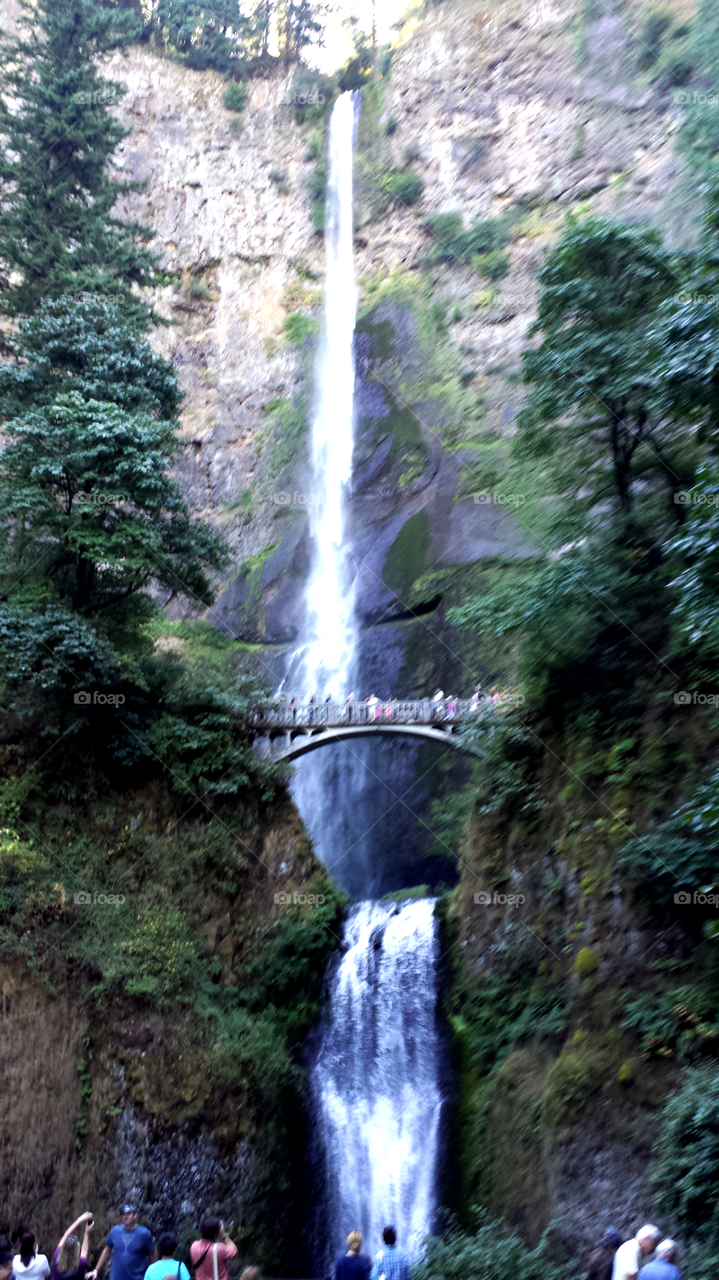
(0, 0, 158, 322)
(653, 1064, 719, 1263)
(0, 391, 227, 615)
(0, 296, 182, 420)
(517, 216, 682, 522)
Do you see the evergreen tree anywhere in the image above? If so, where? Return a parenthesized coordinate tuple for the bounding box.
(0, 390, 228, 616)
(0, 0, 158, 322)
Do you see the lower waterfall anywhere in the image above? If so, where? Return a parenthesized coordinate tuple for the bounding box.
(311, 899, 443, 1263)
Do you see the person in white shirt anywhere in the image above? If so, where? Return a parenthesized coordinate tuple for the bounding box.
(13, 1235, 51, 1280)
(613, 1225, 661, 1280)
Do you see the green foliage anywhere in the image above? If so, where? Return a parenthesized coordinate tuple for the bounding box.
(286, 68, 336, 123)
(337, 17, 392, 91)
(653, 1064, 719, 1258)
(451, 537, 671, 727)
(0, 296, 182, 420)
(415, 1211, 568, 1280)
(0, 0, 158, 323)
(223, 80, 248, 112)
(384, 170, 424, 206)
(0, 391, 227, 615)
(382, 512, 430, 595)
(282, 312, 317, 345)
(517, 215, 681, 523)
(623, 985, 719, 1059)
(149, 667, 276, 803)
(425, 211, 514, 277)
(679, 0, 719, 172)
(146, 0, 322, 72)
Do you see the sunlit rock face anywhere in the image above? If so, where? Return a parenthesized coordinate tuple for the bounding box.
(108, 0, 685, 651)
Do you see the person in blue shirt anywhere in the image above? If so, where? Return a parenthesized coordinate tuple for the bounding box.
(335, 1232, 371, 1280)
(143, 1237, 189, 1280)
(86, 1207, 155, 1280)
(370, 1227, 411, 1280)
(636, 1240, 682, 1280)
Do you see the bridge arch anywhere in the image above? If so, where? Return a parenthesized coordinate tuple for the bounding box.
(260, 721, 479, 763)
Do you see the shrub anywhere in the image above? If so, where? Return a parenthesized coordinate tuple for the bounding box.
(223, 81, 248, 113)
(653, 1064, 719, 1257)
(385, 170, 424, 206)
(415, 1211, 569, 1280)
(282, 313, 317, 345)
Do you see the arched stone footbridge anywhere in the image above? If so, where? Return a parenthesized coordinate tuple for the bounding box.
(252, 698, 513, 762)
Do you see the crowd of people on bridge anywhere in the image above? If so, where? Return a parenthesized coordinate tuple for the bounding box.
(280, 684, 505, 724)
(0, 1210, 686, 1280)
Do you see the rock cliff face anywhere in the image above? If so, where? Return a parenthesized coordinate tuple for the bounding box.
(109, 0, 691, 665)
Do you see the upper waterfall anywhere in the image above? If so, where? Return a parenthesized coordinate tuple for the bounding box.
(294, 91, 359, 699)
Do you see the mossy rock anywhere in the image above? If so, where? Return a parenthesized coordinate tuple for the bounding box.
(542, 1035, 614, 1127)
(575, 945, 598, 977)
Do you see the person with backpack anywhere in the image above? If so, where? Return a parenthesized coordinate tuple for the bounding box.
(189, 1221, 237, 1280)
(52, 1214, 94, 1280)
(143, 1236, 189, 1280)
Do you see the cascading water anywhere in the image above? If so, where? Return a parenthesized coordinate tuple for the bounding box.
(290, 90, 358, 697)
(286, 93, 444, 1267)
(311, 900, 443, 1261)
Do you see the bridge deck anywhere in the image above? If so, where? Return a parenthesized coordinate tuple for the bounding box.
(251, 696, 522, 762)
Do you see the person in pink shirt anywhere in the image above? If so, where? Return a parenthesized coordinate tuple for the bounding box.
(190, 1222, 237, 1280)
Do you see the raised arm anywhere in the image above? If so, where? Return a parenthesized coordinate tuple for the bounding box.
(80, 1222, 93, 1264)
(57, 1216, 94, 1257)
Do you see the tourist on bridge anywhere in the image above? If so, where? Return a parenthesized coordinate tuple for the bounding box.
(308, 694, 317, 724)
(334, 1232, 371, 1280)
(370, 1227, 411, 1280)
(345, 692, 355, 722)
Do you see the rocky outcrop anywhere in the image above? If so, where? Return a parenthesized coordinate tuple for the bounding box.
(108, 0, 691, 658)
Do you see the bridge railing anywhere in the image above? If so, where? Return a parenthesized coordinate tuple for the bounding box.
(252, 697, 493, 730)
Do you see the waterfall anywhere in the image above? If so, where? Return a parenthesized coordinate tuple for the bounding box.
(292, 90, 359, 698)
(312, 900, 443, 1261)
(285, 94, 444, 1268)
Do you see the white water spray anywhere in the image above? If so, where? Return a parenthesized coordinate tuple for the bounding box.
(312, 899, 443, 1259)
(293, 91, 358, 698)
(287, 95, 443, 1267)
